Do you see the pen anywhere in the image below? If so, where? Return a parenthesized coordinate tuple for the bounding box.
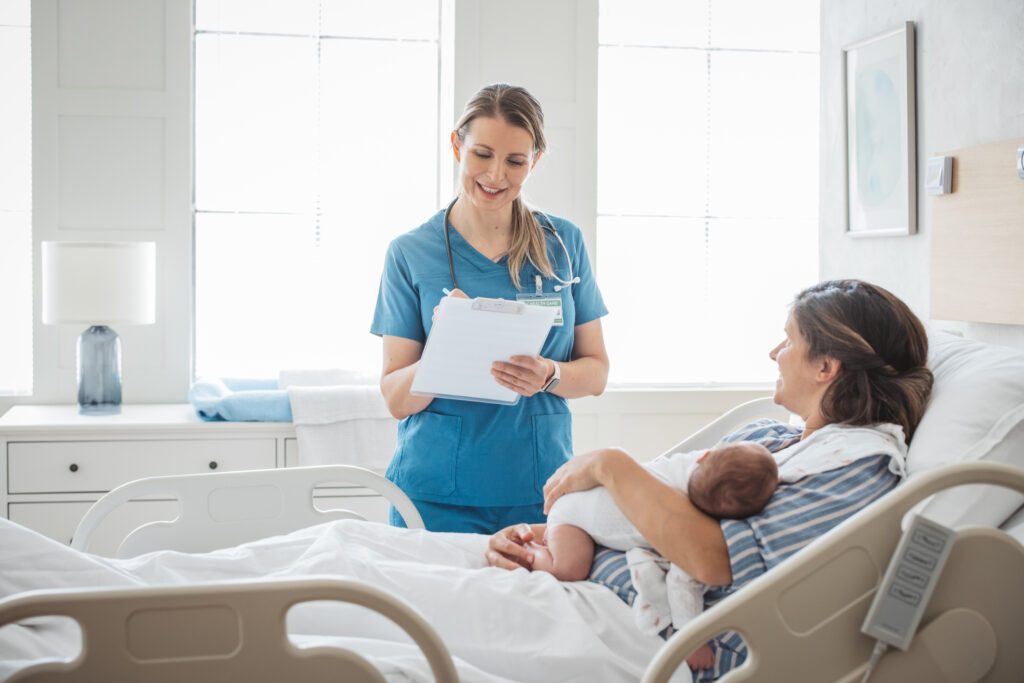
(442, 288, 452, 296)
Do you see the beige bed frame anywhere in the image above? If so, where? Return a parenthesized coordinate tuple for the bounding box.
(643, 461, 1024, 682)
(0, 577, 459, 682)
(1, 418, 1022, 681)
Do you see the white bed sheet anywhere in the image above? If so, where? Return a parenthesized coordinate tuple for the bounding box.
(0, 518, 688, 682)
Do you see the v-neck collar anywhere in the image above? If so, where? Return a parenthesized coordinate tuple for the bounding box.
(440, 212, 510, 274)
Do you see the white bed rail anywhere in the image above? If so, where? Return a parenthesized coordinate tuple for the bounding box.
(642, 461, 1024, 683)
(71, 464, 424, 557)
(657, 397, 792, 456)
(0, 577, 459, 683)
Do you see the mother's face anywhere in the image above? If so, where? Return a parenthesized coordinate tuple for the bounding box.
(768, 315, 832, 423)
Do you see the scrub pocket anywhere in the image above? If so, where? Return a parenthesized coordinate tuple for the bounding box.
(532, 412, 573, 495)
(389, 411, 460, 497)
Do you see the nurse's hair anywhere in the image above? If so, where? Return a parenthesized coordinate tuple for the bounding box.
(791, 280, 933, 441)
(453, 83, 554, 289)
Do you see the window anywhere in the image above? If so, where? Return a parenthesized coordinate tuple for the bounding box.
(194, 1, 442, 378)
(0, 1, 33, 395)
(597, 0, 820, 385)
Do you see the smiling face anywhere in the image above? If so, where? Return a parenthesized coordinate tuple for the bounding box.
(769, 314, 831, 425)
(452, 115, 538, 219)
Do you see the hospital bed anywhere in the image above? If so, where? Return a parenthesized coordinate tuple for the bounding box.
(1, 328, 1023, 682)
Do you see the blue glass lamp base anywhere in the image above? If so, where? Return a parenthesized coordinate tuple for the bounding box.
(77, 325, 123, 415)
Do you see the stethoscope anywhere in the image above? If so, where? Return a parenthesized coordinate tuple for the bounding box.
(442, 197, 581, 292)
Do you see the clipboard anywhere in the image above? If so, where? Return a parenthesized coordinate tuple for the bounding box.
(410, 296, 558, 405)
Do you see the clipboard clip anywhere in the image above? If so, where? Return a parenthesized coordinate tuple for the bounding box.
(471, 297, 524, 314)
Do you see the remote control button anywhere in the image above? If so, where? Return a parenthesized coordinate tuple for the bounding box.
(888, 583, 922, 606)
(896, 564, 929, 589)
(912, 529, 946, 553)
(904, 547, 937, 570)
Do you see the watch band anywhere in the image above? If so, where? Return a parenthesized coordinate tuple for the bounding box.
(542, 360, 561, 392)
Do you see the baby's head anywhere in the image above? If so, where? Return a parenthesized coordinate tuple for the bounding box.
(687, 441, 778, 519)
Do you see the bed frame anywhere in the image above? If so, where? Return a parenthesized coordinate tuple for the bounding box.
(643, 460, 1024, 682)
(69, 463, 425, 557)
(0, 577, 458, 682)
(2, 405, 1022, 682)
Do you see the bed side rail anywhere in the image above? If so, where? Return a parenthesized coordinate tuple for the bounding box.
(657, 397, 791, 456)
(0, 576, 459, 683)
(71, 464, 424, 557)
(643, 461, 1024, 683)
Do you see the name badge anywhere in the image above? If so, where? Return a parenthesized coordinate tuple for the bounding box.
(516, 293, 563, 326)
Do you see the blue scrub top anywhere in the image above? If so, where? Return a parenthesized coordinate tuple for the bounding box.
(371, 208, 607, 507)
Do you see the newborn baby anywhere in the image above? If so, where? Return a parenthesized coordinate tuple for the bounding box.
(533, 440, 778, 670)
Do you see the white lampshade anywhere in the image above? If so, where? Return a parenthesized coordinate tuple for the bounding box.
(42, 241, 156, 326)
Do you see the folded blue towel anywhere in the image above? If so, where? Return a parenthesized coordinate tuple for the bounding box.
(188, 378, 293, 422)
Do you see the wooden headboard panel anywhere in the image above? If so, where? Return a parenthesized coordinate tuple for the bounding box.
(930, 136, 1024, 324)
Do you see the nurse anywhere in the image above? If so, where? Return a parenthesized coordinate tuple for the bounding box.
(371, 83, 609, 533)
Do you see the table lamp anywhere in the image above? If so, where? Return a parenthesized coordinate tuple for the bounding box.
(42, 241, 156, 415)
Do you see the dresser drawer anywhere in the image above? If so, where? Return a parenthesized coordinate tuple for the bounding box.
(7, 439, 277, 494)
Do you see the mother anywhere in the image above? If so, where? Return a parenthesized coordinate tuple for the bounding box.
(487, 279, 934, 677)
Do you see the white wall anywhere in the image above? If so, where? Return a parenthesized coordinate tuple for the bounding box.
(819, 0, 1024, 349)
(28, 0, 193, 409)
(13, 0, 764, 459)
(450, 0, 599, 265)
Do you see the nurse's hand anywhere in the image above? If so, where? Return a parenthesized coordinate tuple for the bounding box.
(543, 448, 626, 514)
(486, 523, 540, 571)
(491, 355, 553, 397)
(432, 288, 468, 323)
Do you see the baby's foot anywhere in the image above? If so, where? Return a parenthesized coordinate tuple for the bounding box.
(686, 642, 715, 670)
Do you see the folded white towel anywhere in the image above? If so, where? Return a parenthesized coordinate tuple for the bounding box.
(278, 368, 375, 390)
(281, 369, 397, 470)
(287, 385, 392, 425)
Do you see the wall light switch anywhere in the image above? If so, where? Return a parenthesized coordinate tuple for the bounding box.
(926, 156, 953, 195)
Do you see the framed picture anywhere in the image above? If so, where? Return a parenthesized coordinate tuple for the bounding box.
(843, 22, 916, 237)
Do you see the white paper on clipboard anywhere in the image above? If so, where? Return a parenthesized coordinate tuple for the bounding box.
(410, 296, 557, 405)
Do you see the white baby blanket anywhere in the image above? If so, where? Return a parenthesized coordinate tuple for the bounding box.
(773, 422, 907, 482)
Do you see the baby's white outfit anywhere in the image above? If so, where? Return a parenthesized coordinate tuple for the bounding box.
(546, 423, 908, 635)
(547, 449, 705, 634)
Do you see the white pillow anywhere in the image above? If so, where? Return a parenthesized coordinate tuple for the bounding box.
(907, 329, 1024, 528)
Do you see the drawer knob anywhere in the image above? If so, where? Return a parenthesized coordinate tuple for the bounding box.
(69, 463, 79, 473)
(208, 461, 218, 470)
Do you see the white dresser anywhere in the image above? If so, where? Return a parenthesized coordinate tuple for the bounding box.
(0, 405, 389, 555)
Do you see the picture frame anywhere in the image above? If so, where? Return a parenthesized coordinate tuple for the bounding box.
(843, 22, 916, 237)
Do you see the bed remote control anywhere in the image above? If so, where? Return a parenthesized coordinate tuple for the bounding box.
(861, 513, 956, 651)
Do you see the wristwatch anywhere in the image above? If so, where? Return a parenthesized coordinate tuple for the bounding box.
(542, 360, 561, 392)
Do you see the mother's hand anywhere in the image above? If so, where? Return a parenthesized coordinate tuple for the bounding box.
(486, 523, 538, 571)
(542, 448, 624, 514)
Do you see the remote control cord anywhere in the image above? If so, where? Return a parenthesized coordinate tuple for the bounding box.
(860, 641, 890, 683)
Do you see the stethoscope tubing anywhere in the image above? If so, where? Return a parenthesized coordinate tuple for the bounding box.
(442, 197, 577, 292)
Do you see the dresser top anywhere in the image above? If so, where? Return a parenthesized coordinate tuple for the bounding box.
(0, 404, 294, 435)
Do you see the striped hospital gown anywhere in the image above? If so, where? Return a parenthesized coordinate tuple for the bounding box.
(586, 420, 902, 681)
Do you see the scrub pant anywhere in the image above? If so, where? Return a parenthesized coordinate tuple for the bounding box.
(390, 499, 546, 534)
